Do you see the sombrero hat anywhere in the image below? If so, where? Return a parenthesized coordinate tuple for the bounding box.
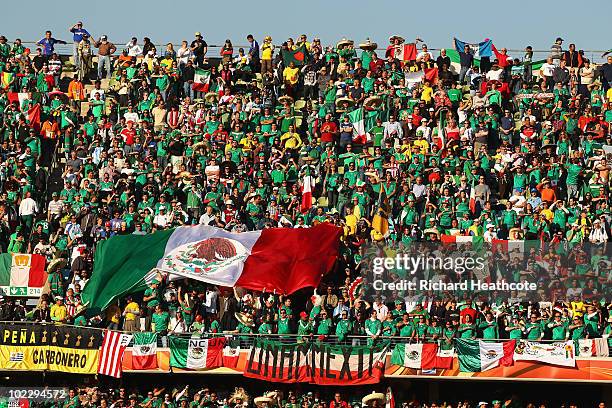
(254, 397, 275, 408)
(336, 38, 354, 48)
(47, 258, 67, 273)
(460, 95, 473, 110)
(205, 92, 218, 103)
(278, 95, 294, 104)
(363, 95, 383, 108)
(192, 141, 208, 151)
(235, 312, 255, 327)
(389, 35, 405, 44)
(362, 393, 386, 406)
(365, 171, 380, 183)
(359, 38, 378, 51)
(193, 98, 205, 105)
(335, 96, 355, 109)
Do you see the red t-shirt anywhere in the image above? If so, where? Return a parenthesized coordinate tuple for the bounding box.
(120, 128, 136, 145)
(320, 121, 338, 143)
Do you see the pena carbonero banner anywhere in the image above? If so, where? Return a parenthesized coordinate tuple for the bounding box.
(244, 339, 387, 385)
(0, 324, 103, 374)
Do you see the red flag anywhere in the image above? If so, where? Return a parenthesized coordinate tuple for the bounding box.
(236, 223, 342, 294)
(98, 330, 133, 378)
(27, 103, 41, 133)
(500, 340, 516, 367)
(424, 68, 439, 84)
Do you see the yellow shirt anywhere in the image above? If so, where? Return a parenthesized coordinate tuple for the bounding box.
(50, 304, 67, 323)
(345, 214, 358, 235)
(262, 43, 274, 60)
(124, 301, 140, 321)
(606, 88, 612, 103)
(421, 85, 433, 103)
(239, 137, 255, 151)
(280, 132, 302, 149)
(539, 208, 554, 222)
(413, 139, 430, 154)
(283, 67, 299, 85)
(106, 304, 121, 324)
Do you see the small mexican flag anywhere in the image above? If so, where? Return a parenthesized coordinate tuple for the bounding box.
(0, 253, 46, 297)
(440, 235, 484, 245)
(390, 343, 437, 369)
(131, 332, 158, 370)
(192, 69, 211, 92)
(455, 339, 515, 372)
(169, 336, 225, 370)
(348, 108, 379, 144)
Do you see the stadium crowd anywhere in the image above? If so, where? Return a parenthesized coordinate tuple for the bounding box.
(0, 26, 611, 350)
(2, 386, 607, 408)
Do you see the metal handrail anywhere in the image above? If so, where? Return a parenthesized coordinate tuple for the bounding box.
(0, 321, 603, 348)
(12, 40, 612, 63)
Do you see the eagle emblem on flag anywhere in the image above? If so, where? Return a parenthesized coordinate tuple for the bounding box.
(162, 237, 248, 276)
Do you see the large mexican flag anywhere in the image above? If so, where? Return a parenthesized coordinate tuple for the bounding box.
(81, 224, 341, 313)
(0, 253, 46, 297)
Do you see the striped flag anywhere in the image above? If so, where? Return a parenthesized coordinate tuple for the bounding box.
(0, 253, 47, 297)
(192, 69, 211, 92)
(98, 330, 133, 378)
(300, 174, 314, 213)
(387, 43, 417, 62)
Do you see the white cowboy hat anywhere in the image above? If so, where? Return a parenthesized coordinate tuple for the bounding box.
(359, 38, 378, 51)
(362, 393, 386, 406)
(336, 38, 354, 48)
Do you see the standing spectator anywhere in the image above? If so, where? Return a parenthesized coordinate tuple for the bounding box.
(69, 21, 91, 68)
(76, 34, 92, 81)
(94, 35, 116, 80)
(550, 37, 564, 65)
(191, 32, 208, 67)
(126, 37, 142, 57)
(247, 34, 260, 71)
(37, 30, 66, 59)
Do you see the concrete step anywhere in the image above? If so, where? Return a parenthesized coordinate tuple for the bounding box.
(80, 101, 90, 116)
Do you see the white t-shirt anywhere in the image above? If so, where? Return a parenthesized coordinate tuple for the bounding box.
(541, 63, 555, 77)
(579, 66, 594, 85)
(90, 88, 105, 100)
(177, 47, 193, 65)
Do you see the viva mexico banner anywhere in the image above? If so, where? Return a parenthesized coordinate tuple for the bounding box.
(244, 339, 387, 385)
(0, 324, 103, 374)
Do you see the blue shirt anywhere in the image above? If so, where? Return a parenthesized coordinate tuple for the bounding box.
(249, 40, 259, 59)
(37, 37, 66, 56)
(70, 28, 91, 43)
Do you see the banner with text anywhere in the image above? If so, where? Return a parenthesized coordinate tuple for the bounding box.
(0, 324, 103, 374)
(244, 339, 387, 385)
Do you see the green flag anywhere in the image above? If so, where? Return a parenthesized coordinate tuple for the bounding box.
(281, 44, 309, 66)
(80, 229, 175, 314)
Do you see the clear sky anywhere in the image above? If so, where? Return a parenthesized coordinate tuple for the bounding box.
(2, 0, 611, 56)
